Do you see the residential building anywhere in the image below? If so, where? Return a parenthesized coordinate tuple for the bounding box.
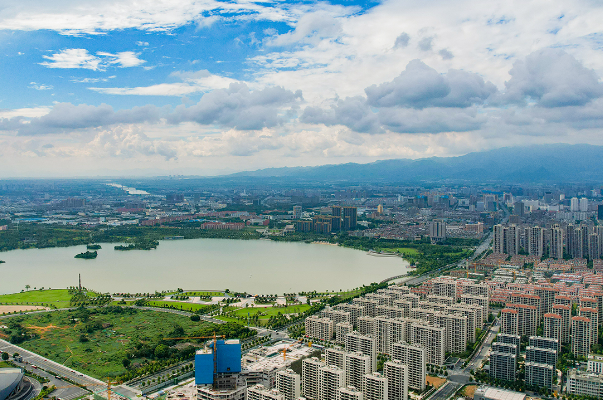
(390, 342, 426, 391)
(572, 316, 592, 358)
(345, 352, 372, 393)
(489, 351, 516, 382)
(500, 308, 519, 336)
(345, 332, 377, 371)
(525, 363, 554, 390)
(276, 369, 300, 400)
(337, 386, 364, 400)
(302, 357, 325, 400)
(319, 365, 345, 400)
(305, 316, 334, 342)
(383, 361, 408, 400)
(566, 369, 603, 398)
(363, 373, 387, 400)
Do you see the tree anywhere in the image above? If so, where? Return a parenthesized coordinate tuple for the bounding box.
(122, 359, 131, 368)
(25, 285, 30, 291)
(1, 353, 8, 361)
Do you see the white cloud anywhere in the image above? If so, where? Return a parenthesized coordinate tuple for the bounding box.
(40, 49, 145, 70)
(29, 82, 54, 90)
(40, 48, 103, 70)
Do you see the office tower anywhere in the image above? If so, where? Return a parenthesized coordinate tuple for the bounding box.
(302, 357, 325, 400)
(572, 316, 592, 358)
(526, 346, 557, 366)
(599, 204, 603, 220)
(337, 386, 364, 400)
(248, 385, 285, 400)
(319, 365, 345, 400)
(527, 226, 544, 258)
(345, 352, 372, 393)
(550, 226, 564, 260)
(363, 373, 387, 400)
(552, 304, 571, 344)
(411, 323, 445, 366)
(276, 369, 300, 400)
(346, 332, 377, 371)
(580, 197, 589, 212)
(429, 220, 447, 242)
(571, 197, 580, 212)
(305, 316, 334, 342)
(513, 201, 525, 216)
(383, 361, 408, 400)
(325, 347, 347, 370)
(506, 303, 538, 336)
(490, 351, 516, 381)
(580, 307, 599, 346)
(543, 313, 562, 343)
(497, 334, 521, 357)
(390, 342, 426, 391)
(500, 308, 519, 336)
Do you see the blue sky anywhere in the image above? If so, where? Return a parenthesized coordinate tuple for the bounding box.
(0, 0, 603, 177)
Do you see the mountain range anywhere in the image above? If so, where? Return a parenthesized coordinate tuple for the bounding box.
(227, 144, 603, 184)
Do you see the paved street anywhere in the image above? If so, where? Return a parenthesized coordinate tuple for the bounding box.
(430, 381, 462, 400)
(0, 339, 104, 400)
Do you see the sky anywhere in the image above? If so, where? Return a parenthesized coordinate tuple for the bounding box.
(1, 0, 603, 177)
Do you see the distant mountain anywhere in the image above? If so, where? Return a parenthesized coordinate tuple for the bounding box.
(228, 144, 603, 183)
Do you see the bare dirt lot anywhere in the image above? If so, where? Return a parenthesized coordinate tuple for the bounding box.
(426, 375, 447, 389)
(0, 305, 49, 313)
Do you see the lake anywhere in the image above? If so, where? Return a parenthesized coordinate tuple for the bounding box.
(0, 239, 409, 295)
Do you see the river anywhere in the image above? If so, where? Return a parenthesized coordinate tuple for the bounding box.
(0, 239, 409, 294)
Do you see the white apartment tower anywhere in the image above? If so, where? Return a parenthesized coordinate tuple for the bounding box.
(319, 365, 346, 400)
(302, 357, 325, 400)
(276, 369, 300, 400)
(390, 342, 426, 391)
(363, 373, 388, 400)
(383, 360, 408, 400)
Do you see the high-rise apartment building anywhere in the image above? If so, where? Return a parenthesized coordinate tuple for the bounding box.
(490, 351, 516, 382)
(383, 361, 408, 400)
(276, 369, 300, 400)
(363, 373, 388, 400)
(390, 342, 426, 391)
(525, 363, 554, 390)
(527, 226, 544, 258)
(319, 365, 346, 400)
(337, 386, 364, 400)
(526, 346, 557, 366)
(247, 385, 284, 400)
(332, 206, 357, 231)
(302, 357, 325, 400)
(550, 226, 564, 259)
(336, 322, 354, 344)
(346, 332, 377, 371)
(500, 308, 519, 336)
(305, 316, 334, 342)
(572, 316, 592, 358)
(429, 220, 447, 243)
(325, 347, 347, 370)
(580, 307, 599, 346)
(496, 334, 521, 357)
(411, 323, 445, 366)
(506, 303, 538, 336)
(552, 304, 571, 344)
(543, 313, 562, 344)
(345, 352, 372, 393)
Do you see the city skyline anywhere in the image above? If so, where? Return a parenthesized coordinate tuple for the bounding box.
(1, 0, 603, 176)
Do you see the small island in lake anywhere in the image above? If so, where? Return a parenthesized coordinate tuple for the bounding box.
(114, 240, 159, 251)
(87, 244, 102, 250)
(75, 251, 98, 259)
(0, 260, 5, 264)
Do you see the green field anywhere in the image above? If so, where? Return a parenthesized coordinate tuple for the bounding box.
(178, 291, 223, 297)
(0, 307, 208, 379)
(0, 289, 78, 308)
(145, 300, 215, 313)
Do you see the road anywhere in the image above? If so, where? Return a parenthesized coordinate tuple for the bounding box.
(466, 320, 500, 372)
(430, 381, 462, 400)
(0, 339, 104, 400)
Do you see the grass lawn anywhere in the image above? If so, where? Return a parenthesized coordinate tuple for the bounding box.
(179, 291, 222, 297)
(0, 289, 77, 308)
(382, 247, 420, 256)
(145, 300, 214, 313)
(0, 361, 12, 368)
(0, 308, 207, 379)
(230, 304, 310, 319)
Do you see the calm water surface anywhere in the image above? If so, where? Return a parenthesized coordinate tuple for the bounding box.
(0, 239, 408, 294)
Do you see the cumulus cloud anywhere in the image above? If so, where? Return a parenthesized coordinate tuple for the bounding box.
(88, 126, 177, 160)
(29, 82, 53, 90)
(394, 33, 410, 49)
(0, 83, 303, 134)
(40, 49, 103, 70)
(301, 97, 382, 134)
(40, 49, 145, 71)
(265, 12, 343, 46)
(168, 82, 303, 130)
(495, 48, 603, 107)
(0, 103, 166, 135)
(365, 60, 497, 108)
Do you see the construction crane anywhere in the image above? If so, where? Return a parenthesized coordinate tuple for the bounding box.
(280, 339, 304, 361)
(162, 333, 226, 388)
